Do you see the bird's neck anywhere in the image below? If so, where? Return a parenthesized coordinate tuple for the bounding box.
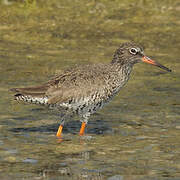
(113, 62, 133, 77)
(109, 62, 133, 90)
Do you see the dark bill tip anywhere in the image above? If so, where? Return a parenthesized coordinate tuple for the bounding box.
(156, 63, 172, 72)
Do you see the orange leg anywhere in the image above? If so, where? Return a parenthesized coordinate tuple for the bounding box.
(79, 122, 86, 136)
(56, 124, 63, 138)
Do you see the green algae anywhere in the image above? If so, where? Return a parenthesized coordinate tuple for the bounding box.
(0, 0, 180, 179)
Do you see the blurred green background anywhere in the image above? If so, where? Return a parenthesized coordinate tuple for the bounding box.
(0, 0, 179, 179)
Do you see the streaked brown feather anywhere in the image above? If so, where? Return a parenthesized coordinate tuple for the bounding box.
(45, 64, 113, 104)
(10, 85, 48, 94)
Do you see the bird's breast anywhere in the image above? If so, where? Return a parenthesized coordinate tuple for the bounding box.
(56, 66, 132, 115)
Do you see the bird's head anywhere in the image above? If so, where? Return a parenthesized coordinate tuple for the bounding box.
(111, 42, 171, 72)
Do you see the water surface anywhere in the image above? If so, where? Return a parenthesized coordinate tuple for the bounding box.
(0, 0, 180, 179)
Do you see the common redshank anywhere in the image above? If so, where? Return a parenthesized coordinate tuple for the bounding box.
(10, 42, 171, 138)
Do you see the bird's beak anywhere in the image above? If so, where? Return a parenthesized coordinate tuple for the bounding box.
(142, 56, 172, 72)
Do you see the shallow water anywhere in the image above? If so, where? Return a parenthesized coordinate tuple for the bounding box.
(0, 0, 180, 179)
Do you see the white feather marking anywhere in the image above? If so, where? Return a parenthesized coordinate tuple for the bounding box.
(16, 95, 49, 105)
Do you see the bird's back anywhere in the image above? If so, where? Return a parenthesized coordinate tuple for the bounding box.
(11, 62, 131, 115)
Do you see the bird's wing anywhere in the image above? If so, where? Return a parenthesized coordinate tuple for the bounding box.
(10, 63, 112, 104)
(45, 64, 110, 104)
(10, 85, 49, 97)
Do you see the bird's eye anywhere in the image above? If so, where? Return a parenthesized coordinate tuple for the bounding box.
(129, 48, 138, 55)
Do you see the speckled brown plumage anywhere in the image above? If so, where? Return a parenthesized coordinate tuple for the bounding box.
(10, 42, 171, 137)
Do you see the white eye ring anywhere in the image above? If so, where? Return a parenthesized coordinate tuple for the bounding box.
(129, 48, 138, 55)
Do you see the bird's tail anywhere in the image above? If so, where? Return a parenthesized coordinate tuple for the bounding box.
(10, 85, 49, 105)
